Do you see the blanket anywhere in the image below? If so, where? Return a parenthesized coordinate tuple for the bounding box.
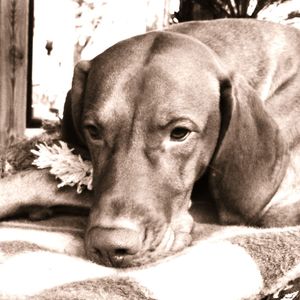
(0, 125, 300, 300)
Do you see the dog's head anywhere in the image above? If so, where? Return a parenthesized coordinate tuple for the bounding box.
(63, 31, 288, 267)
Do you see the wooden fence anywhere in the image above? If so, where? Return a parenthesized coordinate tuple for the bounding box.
(0, 0, 29, 147)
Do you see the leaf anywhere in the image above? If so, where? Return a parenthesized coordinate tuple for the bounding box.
(31, 142, 93, 193)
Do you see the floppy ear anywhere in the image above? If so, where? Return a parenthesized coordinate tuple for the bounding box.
(62, 60, 91, 147)
(208, 74, 289, 225)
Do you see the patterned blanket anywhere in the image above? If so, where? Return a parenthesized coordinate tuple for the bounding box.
(0, 127, 300, 300)
(1, 216, 300, 300)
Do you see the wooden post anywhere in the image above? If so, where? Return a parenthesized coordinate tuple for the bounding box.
(0, 0, 29, 146)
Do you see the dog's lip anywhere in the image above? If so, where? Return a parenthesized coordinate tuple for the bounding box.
(89, 248, 138, 268)
(155, 226, 175, 252)
(105, 252, 126, 268)
(90, 248, 148, 268)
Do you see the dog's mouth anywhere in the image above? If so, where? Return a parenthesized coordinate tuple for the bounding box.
(85, 213, 194, 268)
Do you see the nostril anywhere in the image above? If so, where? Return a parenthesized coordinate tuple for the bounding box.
(114, 248, 128, 256)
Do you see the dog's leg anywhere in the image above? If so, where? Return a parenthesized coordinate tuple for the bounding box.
(0, 169, 91, 220)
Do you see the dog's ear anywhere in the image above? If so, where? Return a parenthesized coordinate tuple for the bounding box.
(62, 60, 91, 147)
(208, 74, 289, 225)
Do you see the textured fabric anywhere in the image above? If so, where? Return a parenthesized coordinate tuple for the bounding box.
(0, 217, 299, 300)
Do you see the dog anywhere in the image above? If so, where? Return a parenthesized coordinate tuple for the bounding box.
(61, 18, 300, 267)
(2, 18, 299, 269)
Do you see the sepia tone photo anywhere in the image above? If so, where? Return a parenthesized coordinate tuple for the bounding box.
(0, 1, 300, 299)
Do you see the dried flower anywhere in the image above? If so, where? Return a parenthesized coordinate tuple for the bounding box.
(31, 141, 93, 193)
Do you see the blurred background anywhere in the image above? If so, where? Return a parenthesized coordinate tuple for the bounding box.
(31, 0, 300, 122)
(0, 0, 299, 146)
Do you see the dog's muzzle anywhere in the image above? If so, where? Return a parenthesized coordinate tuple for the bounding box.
(85, 213, 194, 267)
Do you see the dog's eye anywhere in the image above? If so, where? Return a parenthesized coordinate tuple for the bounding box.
(85, 125, 102, 140)
(170, 127, 190, 141)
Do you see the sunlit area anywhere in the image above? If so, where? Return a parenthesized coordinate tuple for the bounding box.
(31, 0, 180, 121)
(30, 0, 300, 123)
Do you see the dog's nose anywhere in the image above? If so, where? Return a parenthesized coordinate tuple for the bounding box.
(88, 226, 143, 266)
